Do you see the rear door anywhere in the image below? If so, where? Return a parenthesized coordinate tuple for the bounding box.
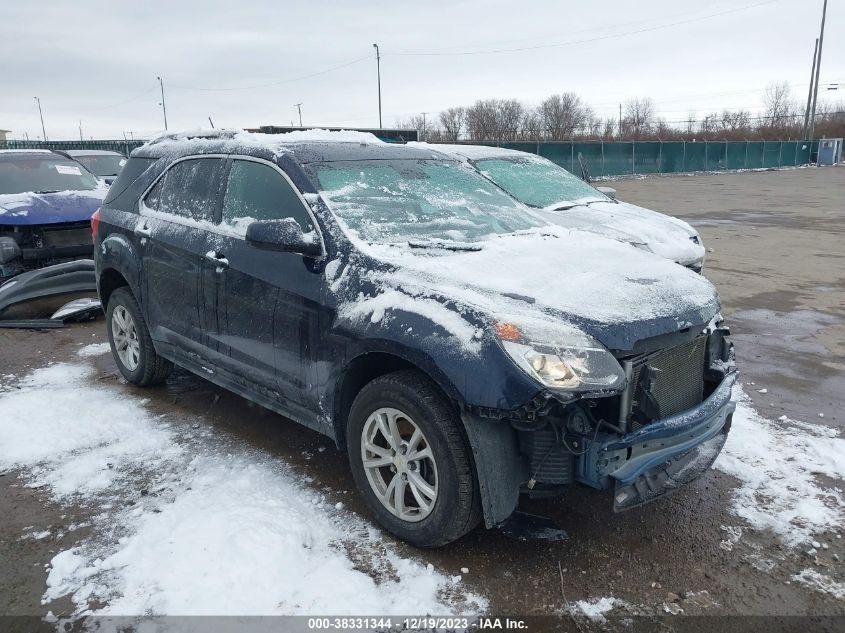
(206, 157, 324, 412)
(138, 156, 224, 361)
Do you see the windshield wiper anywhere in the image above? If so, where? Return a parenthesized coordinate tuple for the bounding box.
(408, 239, 482, 252)
(34, 190, 61, 194)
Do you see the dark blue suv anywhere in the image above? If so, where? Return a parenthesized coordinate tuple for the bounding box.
(93, 130, 737, 547)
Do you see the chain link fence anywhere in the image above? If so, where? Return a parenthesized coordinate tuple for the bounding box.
(488, 139, 819, 177)
(0, 139, 145, 155)
(0, 138, 821, 177)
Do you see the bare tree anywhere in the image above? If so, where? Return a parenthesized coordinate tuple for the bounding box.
(762, 82, 796, 129)
(439, 107, 465, 142)
(396, 114, 442, 142)
(538, 93, 588, 140)
(719, 109, 752, 135)
(465, 98, 525, 142)
(622, 97, 655, 139)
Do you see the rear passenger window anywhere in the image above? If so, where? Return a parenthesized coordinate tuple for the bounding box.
(222, 160, 313, 232)
(144, 158, 222, 222)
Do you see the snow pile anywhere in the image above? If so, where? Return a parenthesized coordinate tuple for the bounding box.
(0, 362, 486, 618)
(77, 342, 111, 357)
(567, 596, 627, 622)
(714, 387, 845, 547)
(0, 364, 179, 497)
(791, 569, 845, 600)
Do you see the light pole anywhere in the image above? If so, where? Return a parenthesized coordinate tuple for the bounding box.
(294, 103, 303, 127)
(373, 43, 382, 128)
(33, 96, 47, 142)
(157, 76, 168, 130)
(809, 0, 828, 141)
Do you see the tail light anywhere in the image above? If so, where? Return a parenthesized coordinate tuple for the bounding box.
(91, 208, 101, 243)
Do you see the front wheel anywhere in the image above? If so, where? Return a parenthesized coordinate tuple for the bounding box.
(106, 287, 172, 386)
(346, 370, 482, 547)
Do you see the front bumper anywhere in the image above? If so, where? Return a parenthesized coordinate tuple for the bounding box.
(576, 371, 736, 508)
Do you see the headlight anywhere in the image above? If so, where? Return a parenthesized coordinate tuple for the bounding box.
(496, 318, 626, 393)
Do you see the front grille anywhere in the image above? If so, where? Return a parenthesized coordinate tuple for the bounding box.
(630, 335, 707, 425)
(41, 224, 91, 248)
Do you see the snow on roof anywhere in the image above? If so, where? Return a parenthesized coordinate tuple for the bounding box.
(410, 142, 529, 161)
(143, 128, 385, 156)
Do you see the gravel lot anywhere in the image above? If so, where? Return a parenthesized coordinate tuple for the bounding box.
(1, 165, 843, 631)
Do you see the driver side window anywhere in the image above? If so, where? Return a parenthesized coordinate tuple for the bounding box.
(222, 160, 313, 232)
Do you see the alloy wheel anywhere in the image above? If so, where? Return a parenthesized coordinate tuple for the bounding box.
(360, 407, 439, 522)
(111, 305, 140, 371)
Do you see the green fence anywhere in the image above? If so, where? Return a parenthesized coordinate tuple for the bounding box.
(0, 139, 145, 156)
(0, 138, 820, 177)
(488, 140, 818, 177)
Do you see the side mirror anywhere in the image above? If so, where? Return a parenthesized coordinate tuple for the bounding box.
(595, 186, 617, 200)
(245, 218, 322, 257)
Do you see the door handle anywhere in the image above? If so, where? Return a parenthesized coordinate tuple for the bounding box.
(134, 222, 151, 237)
(205, 250, 229, 271)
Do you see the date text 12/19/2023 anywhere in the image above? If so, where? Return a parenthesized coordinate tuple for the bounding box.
(307, 617, 529, 630)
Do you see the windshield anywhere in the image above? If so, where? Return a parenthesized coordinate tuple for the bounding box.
(72, 154, 126, 177)
(312, 159, 544, 244)
(474, 157, 609, 209)
(0, 155, 100, 195)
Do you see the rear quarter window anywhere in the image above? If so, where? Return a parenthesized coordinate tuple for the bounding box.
(103, 157, 157, 205)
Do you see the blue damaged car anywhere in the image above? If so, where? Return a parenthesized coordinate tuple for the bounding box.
(0, 150, 105, 281)
(93, 131, 737, 547)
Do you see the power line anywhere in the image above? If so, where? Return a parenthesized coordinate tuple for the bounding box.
(168, 55, 370, 92)
(383, 1, 759, 55)
(388, 0, 782, 57)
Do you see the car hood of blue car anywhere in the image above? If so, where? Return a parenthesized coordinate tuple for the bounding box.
(0, 189, 106, 226)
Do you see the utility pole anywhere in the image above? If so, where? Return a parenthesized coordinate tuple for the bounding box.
(618, 103, 622, 138)
(373, 43, 382, 128)
(294, 103, 303, 127)
(157, 76, 168, 130)
(803, 38, 819, 136)
(421, 112, 428, 140)
(79, 120, 83, 141)
(809, 0, 827, 141)
(33, 96, 47, 142)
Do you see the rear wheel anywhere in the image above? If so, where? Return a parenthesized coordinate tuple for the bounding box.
(106, 287, 172, 386)
(347, 370, 481, 547)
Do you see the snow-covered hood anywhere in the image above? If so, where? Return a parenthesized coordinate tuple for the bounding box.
(534, 200, 705, 266)
(0, 190, 106, 226)
(358, 228, 720, 351)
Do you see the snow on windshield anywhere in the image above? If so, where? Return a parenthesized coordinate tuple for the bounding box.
(475, 157, 608, 209)
(314, 159, 543, 244)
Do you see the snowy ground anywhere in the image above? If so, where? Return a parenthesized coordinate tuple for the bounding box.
(1, 344, 843, 625)
(0, 351, 485, 621)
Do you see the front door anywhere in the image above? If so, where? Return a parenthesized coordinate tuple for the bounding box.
(207, 157, 324, 414)
(139, 156, 224, 361)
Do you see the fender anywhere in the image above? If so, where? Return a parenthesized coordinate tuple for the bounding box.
(97, 232, 143, 303)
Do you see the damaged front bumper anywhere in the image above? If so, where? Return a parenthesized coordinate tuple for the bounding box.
(576, 371, 737, 510)
(0, 259, 97, 319)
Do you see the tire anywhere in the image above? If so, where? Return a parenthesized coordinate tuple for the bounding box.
(106, 287, 172, 386)
(346, 370, 482, 548)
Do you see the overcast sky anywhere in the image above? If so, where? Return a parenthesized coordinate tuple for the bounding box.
(1, 0, 842, 140)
